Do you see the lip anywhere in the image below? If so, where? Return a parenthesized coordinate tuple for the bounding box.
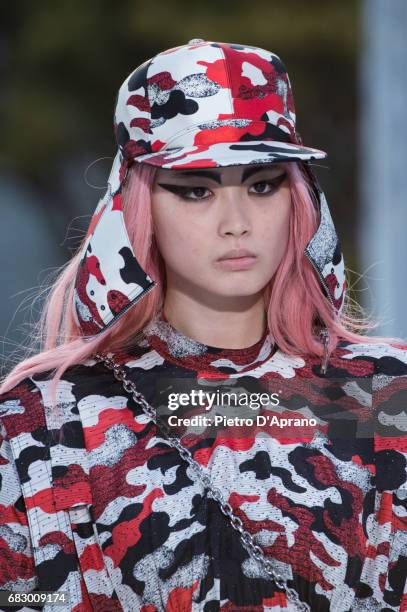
(217, 249, 257, 261)
(216, 256, 258, 271)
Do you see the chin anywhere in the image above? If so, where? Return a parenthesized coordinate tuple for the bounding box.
(211, 282, 266, 298)
(223, 275, 266, 289)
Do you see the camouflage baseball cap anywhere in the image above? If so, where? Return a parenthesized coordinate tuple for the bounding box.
(114, 38, 327, 170)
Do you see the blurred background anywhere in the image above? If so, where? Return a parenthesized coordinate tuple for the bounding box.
(1, 0, 406, 375)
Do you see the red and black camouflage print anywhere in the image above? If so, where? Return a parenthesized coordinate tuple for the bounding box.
(1, 314, 406, 611)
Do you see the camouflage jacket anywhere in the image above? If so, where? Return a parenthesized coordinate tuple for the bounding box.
(1, 315, 406, 611)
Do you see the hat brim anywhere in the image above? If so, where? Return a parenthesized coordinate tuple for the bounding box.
(132, 140, 327, 170)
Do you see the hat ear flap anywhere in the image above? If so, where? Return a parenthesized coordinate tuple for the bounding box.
(303, 179, 346, 317)
(73, 150, 156, 336)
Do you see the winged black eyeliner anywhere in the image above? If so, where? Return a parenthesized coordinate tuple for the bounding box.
(157, 183, 188, 195)
(157, 172, 287, 199)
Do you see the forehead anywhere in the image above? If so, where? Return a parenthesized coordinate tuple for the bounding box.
(154, 163, 285, 182)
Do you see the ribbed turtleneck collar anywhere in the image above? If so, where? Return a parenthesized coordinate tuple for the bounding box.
(141, 311, 277, 375)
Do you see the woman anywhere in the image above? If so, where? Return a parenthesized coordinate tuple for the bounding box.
(1, 39, 406, 612)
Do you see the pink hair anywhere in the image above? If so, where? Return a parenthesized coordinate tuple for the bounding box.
(1, 160, 403, 408)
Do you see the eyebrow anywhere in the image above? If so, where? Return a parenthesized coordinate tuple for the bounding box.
(241, 165, 282, 182)
(174, 165, 283, 185)
(176, 170, 222, 184)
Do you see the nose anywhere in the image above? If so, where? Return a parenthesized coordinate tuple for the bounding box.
(217, 187, 251, 237)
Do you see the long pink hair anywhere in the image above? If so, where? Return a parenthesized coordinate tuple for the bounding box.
(1, 161, 403, 407)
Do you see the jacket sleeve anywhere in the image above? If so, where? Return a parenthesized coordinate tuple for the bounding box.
(372, 371, 407, 610)
(0, 379, 93, 612)
(0, 418, 39, 611)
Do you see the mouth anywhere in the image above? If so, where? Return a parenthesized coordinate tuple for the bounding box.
(215, 255, 258, 271)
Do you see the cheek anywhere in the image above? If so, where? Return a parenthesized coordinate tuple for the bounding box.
(258, 196, 291, 261)
(152, 201, 204, 262)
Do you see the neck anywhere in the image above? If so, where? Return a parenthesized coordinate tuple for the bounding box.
(162, 291, 267, 350)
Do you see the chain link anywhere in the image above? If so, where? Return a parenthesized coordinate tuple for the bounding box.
(94, 352, 311, 611)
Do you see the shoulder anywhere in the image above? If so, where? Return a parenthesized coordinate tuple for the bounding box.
(331, 338, 407, 377)
(0, 358, 122, 403)
(329, 338, 407, 436)
(0, 375, 46, 442)
(0, 351, 147, 442)
(0, 359, 115, 436)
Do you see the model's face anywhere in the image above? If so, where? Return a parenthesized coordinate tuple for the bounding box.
(151, 163, 291, 302)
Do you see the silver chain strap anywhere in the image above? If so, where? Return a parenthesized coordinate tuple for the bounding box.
(94, 352, 311, 612)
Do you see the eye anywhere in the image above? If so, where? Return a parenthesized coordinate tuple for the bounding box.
(179, 186, 212, 201)
(157, 183, 212, 201)
(248, 172, 287, 195)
